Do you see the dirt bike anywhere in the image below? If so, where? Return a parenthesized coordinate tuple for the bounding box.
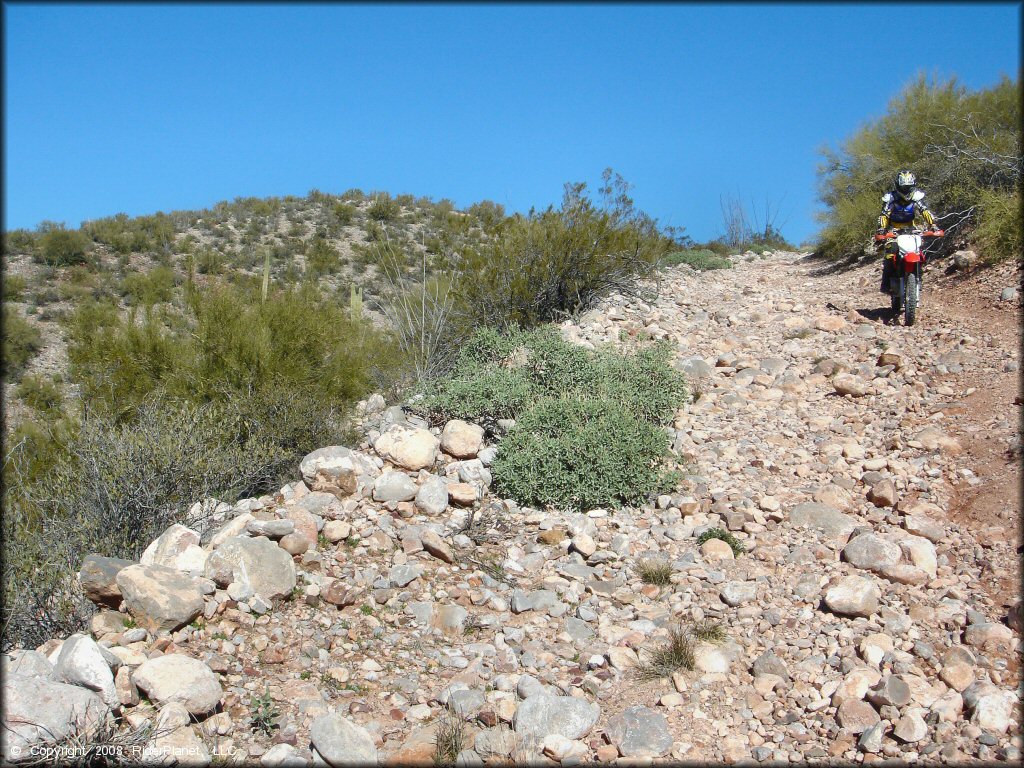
(874, 227, 944, 327)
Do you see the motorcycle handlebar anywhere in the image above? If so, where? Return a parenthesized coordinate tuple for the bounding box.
(874, 229, 945, 241)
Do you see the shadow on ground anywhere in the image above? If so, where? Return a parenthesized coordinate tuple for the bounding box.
(803, 250, 876, 276)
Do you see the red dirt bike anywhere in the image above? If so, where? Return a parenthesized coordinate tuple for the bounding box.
(874, 227, 944, 326)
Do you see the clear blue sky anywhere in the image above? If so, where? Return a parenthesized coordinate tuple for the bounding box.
(4, 3, 1019, 245)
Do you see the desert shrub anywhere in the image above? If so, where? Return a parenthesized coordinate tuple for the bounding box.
(662, 249, 733, 270)
(36, 223, 91, 266)
(2, 306, 43, 379)
(636, 558, 673, 586)
(305, 234, 341, 277)
(196, 246, 225, 275)
(15, 374, 62, 414)
(3, 274, 28, 300)
(973, 187, 1021, 263)
(466, 199, 507, 231)
(417, 326, 687, 427)
(121, 266, 178, 306)
(491, 396, 672, 511)
(453, 170, 673, 331)
(637, 624, 696, 680)
(3, 229, 37, 256)
(367, 193, 401, 222)
(816, 74, 1020, 260)
(333, 202, 357, 226)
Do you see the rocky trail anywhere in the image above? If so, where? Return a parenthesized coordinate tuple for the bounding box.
(3, 249, 1021, 766)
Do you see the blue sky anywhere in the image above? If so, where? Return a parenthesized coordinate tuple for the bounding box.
(3, 3, 1019, 245)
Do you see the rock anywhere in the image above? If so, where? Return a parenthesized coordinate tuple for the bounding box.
(115, 564, 205, 635)
(605, 705, 673, 758)
(751, 651, 790, 681)
(866, 675, 911, 707)
(833, 373, 868, 397)
(867, 479, 897, 508)
(898, 536, 936, 578)
(952, 250, 975, 270)
(815, 315, 848, 333)
(570, 533, 597, 559)
(788, 502, 857, 544)
(415, 475, 449, 515)
(700, 538, 734, 561)
(261, 743, 309, 767)
(374, 426, 440, 471)
(204, 535, 296, 600)
(719, 581, 758, 607)
(963, 622, 1014, 655)
(133, 654, 223, 716)
(2, 673, 108, 761)
(676, 357, 714, 379)
(510, 590, 560, 614)
(692, 643, 731, 674)
(893, 709, 928, 743)
(836, 699, 880, 734)
(373, 471, 418, 503)
(79, 554, 134, 607)
(174, 544, 209, 577)
(146, 701, 212, 766)
(1000, 286, 1017, 301)
(389, 564, 424, 588)
(323, 520, 352, 543)
(876, 351, 903, 369)
(53, 633, 119, 708)
(541, 734, 588, 762)
(419, 529, 454, 564)
(939, 662, 974, 692)
(448, 483, 479, 506)
(900, 508, 945, 543)
(299, 446, 377, 488)
(115, 665, 139, 707)
(965, 684, 1015, 734)
(323, 580, 361, 608)
(824, 575, 880, 617)
(859, 634, 893, 667)
(513, 694, 600, 740)
(388, 723, 440, 765)
(842, 533, 902, 574)
(2, 650, 55, 679)
(857, 721, 885, 753)
(280, 533, 310, 556)
(140, 523, 201, 568)
(309, 713, 378, 766)
(441, 420, 485, 459)
(475, 727, 517, 758)
(833, 667, 882, 706)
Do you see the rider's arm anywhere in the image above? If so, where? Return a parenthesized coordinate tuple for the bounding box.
(878, 193, 893, 231)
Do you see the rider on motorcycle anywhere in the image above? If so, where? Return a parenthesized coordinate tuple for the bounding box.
(877, 170, 937, 292)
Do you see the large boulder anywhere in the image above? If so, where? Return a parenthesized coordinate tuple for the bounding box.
(144, 701, 212, 765)
(299, 446, 379, 491)
(605, 705, 673, 758)
(824, 575, 881, 618)
(204, 536, 296, 600)
(309, 713, 378, 766)
(514, 694, 600, 740)
(79, 554, 134, 608)
(842, 533, 902, 574)
(414, 475, 449, 515)
(373, 426, 440, 471)
(132, 655, 222, 716)
(788, 502, 858, 544)
(372, 471, 418, 503)
(140, 524, 200, 568)
(115, 564, 205, 636)
(440, 420, 485, 459)
(1, 650, 55, 679)
(52, 633, 119, 708)
(2, 673, 108, 762)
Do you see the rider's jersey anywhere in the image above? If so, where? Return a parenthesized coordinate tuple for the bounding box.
(878, 190, 935, 230)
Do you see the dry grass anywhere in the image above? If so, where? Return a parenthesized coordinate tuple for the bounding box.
(432, 706, 468, 766)
(637, 624, 695, 681)
(636, 557, 673, 586)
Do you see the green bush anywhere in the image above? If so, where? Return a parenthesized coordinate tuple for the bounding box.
(120, 266, 178, 306)
(417, 326, 687, 428)
(2, 306, 43, 379)
(333, 202, 357, 226)
(662, 249, 733, 270)
(36, 223, 92, 266)
(491, 396, 672, 511)
(452, 170, 673, 331)
(305, 234, 340, 277)
(3, 274, 28, 300)
(973, 188, 1021, 263)
(367, 193, 401, 222)
(15, 374, 62, 414)
(2, 229, 37, 256)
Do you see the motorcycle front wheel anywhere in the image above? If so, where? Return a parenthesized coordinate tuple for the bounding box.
(905, 273, 918, 326)
(891, 277, 903, 319)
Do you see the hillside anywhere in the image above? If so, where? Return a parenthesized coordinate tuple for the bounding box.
(2, 245, 1021, 765)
